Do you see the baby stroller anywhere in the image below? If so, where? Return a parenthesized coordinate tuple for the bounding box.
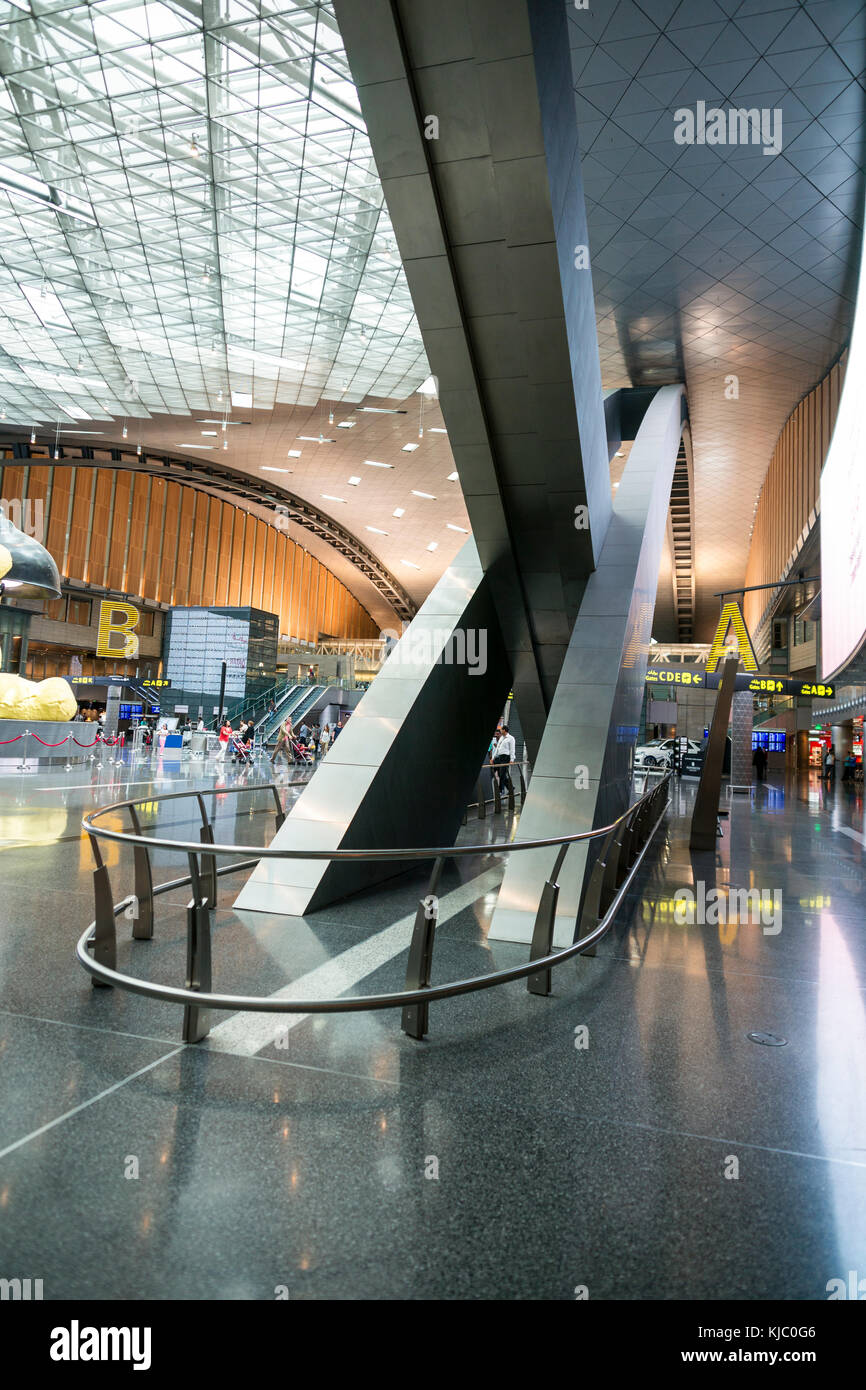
(290, 738, 314, 766)
(231, 735, 254, 766)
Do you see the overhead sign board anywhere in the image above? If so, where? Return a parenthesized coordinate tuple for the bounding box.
(645, 669, 835, 699)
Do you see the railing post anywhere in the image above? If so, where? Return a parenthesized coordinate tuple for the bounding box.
(127, 805, 153, 940)
(507, 765, 515, 812)
(518, 762, 527, 802)
(86, 834, 116, 988)
(600, 826, 624, 912)
(402, 857, 444, 1040)
(195, 793, 218, 910)
(477, 777, 486, 818)
(182, 853, 212, 1044)
(270, 783, 285, 831)
(527, 844, 569, 996)
(575, 824, 618, 952)
(492, 767, 502, 815)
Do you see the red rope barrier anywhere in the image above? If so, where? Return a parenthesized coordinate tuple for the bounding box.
(29, 734, 72, 747)
(0, 734, 23, 744)
(72, 737, 100, 748)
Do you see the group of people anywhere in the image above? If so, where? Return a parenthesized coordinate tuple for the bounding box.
(216, 716, 254, 762)
(75, 705, 105, 724)
(270, 715, 343, 766)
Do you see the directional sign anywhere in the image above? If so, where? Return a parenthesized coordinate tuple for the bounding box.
(645, 669, 835, 699)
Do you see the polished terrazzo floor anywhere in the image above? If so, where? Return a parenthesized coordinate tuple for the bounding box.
(0, 746, 864, 1300)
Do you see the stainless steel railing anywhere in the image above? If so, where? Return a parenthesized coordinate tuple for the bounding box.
(77, 773, 671, 1044)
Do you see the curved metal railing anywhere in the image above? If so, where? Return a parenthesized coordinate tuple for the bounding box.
(77, 771, 671, 1043)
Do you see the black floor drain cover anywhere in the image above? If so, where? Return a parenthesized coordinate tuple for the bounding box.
(747, 1031, 787, 1046)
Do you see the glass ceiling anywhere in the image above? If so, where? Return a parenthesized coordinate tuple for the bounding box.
(0, 0, 429, 429)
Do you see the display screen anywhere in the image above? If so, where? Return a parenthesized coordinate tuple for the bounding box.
(752, 731, 786, 751)
(118, 703, 144, 719)
(821, 212, 866, 679)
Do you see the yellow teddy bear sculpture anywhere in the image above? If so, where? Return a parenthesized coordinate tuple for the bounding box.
(0, 673, 78, 722)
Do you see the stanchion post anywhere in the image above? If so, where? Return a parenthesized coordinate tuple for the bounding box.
(527, 844, 569, 995)
(127, 805, 154, 940)
(402, 857, 444, 1040)
(195, 793, 218, 910)
(86, 834, 116, 988)
(182, 853, 212, 1043)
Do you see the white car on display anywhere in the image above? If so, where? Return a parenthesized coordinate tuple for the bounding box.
(634, 737, 701, 770)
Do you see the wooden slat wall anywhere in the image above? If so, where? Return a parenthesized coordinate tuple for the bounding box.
(143, 477, 166, 597)
(67, 468, 94, 579)
(744, 353, 846, 635)
(173, 487, 197, 606)
(6, 462, 379, 639)
(107, 472, 131, 592)
(158, 481, 180, 604)
(126, 474, 150, 595)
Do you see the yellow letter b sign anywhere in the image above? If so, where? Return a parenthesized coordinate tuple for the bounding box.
(96, 601, 140, 659)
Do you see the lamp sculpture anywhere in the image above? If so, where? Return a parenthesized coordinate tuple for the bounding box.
(0, 509, 76, 721)
(0, 508, 62, 600)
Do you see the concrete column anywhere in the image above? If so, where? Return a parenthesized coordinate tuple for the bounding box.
(490, 385, 685, 945)
(730, 690, 753, 789)
(235, 540, 511, 915)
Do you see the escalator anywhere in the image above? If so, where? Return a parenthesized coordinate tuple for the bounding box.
(257, 685, 327, 743)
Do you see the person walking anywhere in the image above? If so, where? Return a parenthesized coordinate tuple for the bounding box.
(270, 714, 293, 766)
(491, 724, 516, 804)
(824, 743, 836, 781)
(320, 724, 331, 758)
(218, 720, 232, 761)
(752, 743, 768, 782)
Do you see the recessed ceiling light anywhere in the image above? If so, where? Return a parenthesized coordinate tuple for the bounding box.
(201, 430, 217, 436)
(412, 490, 435, 499)
(59, 429, 104, 435)
(447, 523, 468, 533)
(429, 427, 448, 434)
(288, 449, 302, 458)
(299, 435, 335, 443)
(176, 443, 214, 449)
(198, 419, 244, 426)
(393, 507, 405, 518)
(426, 541, 438, 551)
(366, 526, 388, 535)
(402, 442, 419, 452)
(231, 391, 253, 408)
(447, 471, 458, 481)
(363, 459, 392, 469)
(615, 450, 625, 457)
(348, 475, 361, 485)
(360, 406, 407, 415)
(337, 420, 356, 428)
(321, 493, 346, 503)
(613, 481, 620, 489)
(262, 466, 291, 473)
(402, 559, 420, 569)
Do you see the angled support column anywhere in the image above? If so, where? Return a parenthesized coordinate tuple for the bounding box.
(235, 541, 511, 915)
(490, 385, 686, 946)
(333, 0, 612, 759)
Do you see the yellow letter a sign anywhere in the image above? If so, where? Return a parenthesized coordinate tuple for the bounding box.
(706, 601, 758, 673)
(96, 600, 140, 659)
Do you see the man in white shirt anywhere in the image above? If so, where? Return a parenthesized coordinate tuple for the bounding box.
(492, 724, 516, 803)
